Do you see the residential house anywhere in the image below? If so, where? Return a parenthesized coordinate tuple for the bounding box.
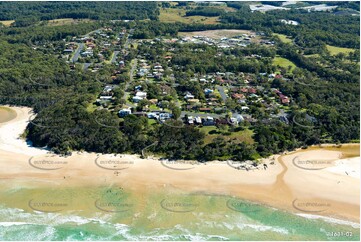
(119, 108, 132, 117)
(232, 93, 245, 100)
(184, 92, 195, 100)
(187, 116, 194, 124)
(187, 99, 200, 104)
(195, 116, 202, 124)
(132, 96, 143, 103)
(135, 91, 147, 99)
(204, 88, 213, 96)
(202, 116, 216, 126)
(196, 108, 210, 114)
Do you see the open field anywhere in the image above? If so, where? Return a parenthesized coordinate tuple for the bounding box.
(0, 106, 17, 123)
(45, 18, 94, 26)
(179, 29, 257, 39)
(274, 33, 293, 44)
(273, 56, 296, 71)
(159, 8, 219, 24)
(304, 53, 320, 58)
(326, 44, 355, 55)
(212, 5, 238, 12)
(201, 126, 254, 145)
(0, 20, 15, 26)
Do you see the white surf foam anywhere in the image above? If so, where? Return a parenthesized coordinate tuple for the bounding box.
(296, 213, 360, 228)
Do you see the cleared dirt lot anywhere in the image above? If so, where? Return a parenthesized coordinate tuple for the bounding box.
(178, 29, 257, 39)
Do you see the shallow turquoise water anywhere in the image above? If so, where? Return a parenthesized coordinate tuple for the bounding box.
(0, 197, 359, 241)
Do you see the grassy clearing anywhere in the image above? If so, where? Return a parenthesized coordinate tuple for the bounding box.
(273, 56, 296, 71)
(200, 126, 254, 145)
(274, 33, 293, 44)
(0, 20, 15, 27)
(86, 103, 98, 113)
(326, 45, 355, 55)
(131, 43, 138, 49)
(148, 119, 157, 125)
(45, 18, 93, 26)
(104, 52, 115, 64)
(304, 54, 320, 58)
(212, 5, 238, 12)
(159, 8, 219, 24)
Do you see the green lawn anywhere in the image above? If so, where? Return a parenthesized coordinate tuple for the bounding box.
(148, 119, 157, 125)
(326, 45, 355, 56)
(273, 56, 296, 72)
(274, 34, 293, 44)
(104, 52, 115, 64)
(200, 126, 254, 145)
(86, 103, 98, 113)
(159, 8, 219, 24)
(149, 104, 158, 110)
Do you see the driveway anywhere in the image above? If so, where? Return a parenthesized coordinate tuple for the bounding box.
(217, 86, 228, 102)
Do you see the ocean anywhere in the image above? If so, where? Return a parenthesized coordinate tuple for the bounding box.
(0, 186, 359, 241)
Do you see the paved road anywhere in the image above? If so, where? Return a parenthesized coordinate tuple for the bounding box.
(72, 28, 101, 64)
(122, 58, 138, 104)
(84, 29, 101, 38)
(111, 51, 120, 63)
(217, 86, 228, 102)
(83, 63, 91, 70)
(71, 43, 84, 63)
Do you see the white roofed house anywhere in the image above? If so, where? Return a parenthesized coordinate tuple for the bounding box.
(81, 50, 93, 57)
(184, 92, 195, 100)
(135, 91, 147, 99)
(132, 96, 143, 103)
(230, 117, 238, 125)
(234, 114, 244, 123)
(132, 91, 147, 103)
(99, 95, 113, 101)
(118, 108, 132, 117)
(187, 116, 194, 125)
(195, 116, 202, 124)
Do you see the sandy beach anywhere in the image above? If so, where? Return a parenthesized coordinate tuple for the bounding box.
(0, 106, 359, 223)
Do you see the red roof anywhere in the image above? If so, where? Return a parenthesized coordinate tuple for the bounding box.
(248, 88, 257, 94)
(232, 93, 245, 99)
(281, 97, 290, 104)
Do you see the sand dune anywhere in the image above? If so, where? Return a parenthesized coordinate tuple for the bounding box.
(0, 106, 359, 222)
(0, 106, 47, 156)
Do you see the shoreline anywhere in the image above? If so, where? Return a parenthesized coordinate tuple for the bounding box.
(0, 106, 359, 223)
